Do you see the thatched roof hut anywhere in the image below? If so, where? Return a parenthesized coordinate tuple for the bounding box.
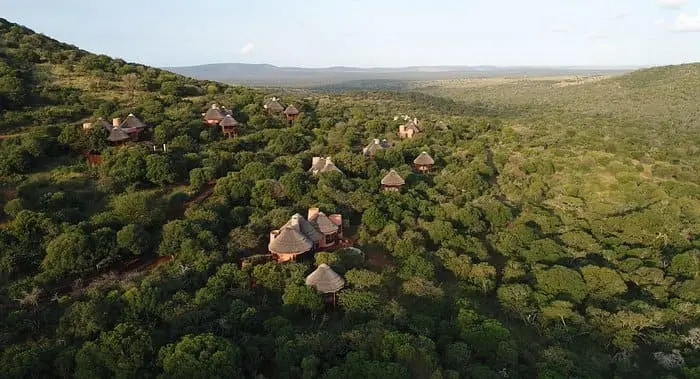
(362, 138, 390, 157)
(305, 264, 345, 293)
(219, 114, 240, 127)
(107, 128, 130, 143)
(204, 104, 226, 122)
(308, 211, 339, 235)
(268, 225, 313, 254)
(283, 105, 300, 116)
(308, 157, 344, 175)
(96, 118, 113, 131)
(413, 151, 435, 166)
(381, 170, 405, 187)
(264, 97, 286, 112)
(120, 114, 145, 130)
(283, 214, 323, 243)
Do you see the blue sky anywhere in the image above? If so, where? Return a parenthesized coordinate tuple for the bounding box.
(1, 0, 699, 67)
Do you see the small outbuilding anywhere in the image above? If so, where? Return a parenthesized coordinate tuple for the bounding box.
(264, 97, 287, 113)
(305, 264, 345, 303)
(413, 151, 435, 172)
(362, 138, 391, 158)
(308, 157, 344, 175)
(219, 114, 240, 138)
(204, 104, 227, 125)
(307, 207, 343, 248)
(284, 105, 300, 122)
(381, 169, 405, 191)
(399, 118, 421, 139)
(268, 224, 314, 263)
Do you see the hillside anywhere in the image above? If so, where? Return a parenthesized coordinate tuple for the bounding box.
(1, 18, 699, 379)
(166, 62, 631, 86)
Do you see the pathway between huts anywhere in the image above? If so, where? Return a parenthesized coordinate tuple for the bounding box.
(1, 181, 217, 310)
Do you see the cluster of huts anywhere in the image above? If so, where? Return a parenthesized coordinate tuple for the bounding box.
(203, 104, 240, 138)
(268, 207, 344, 262)
(82, 114, 148, 144)
(264, 97, 300, 122)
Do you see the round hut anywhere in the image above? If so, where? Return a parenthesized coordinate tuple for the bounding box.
(268, 226, 313, 262)
(283, 105, 300, 121)
(219, 114, 240, 138)
(204, 104, 226, 125)
(413, 151, 435, 172)
(305, 264, 345, 303)
(381, 169, 405, 191)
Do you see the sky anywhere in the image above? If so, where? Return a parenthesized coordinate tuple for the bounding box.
(1, 0, 699, 68)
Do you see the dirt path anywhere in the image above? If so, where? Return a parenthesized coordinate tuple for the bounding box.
(0, 133, 27, 140)
(1, 181, 216, 310)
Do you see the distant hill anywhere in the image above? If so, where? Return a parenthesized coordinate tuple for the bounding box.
(165, 62, 634, 86)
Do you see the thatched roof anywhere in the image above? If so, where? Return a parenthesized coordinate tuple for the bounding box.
(107, 128, 130, 142)
(120, 114, 146, 129)
(362, 138, 390, 156)
(219, 114, 240, 127)
(381, 170, 405, 186)
(305, 264, 345, 293)
(284, 214, 323, 243)
(403, 120, 421, 132)
(413, 151, 434, 165)
(96, 118, 113, 131)
(308, 212, 339, 234)
(268, 225, 313, 254)
(264, 97, 286, 112)
(308, 157, 344, 175)
(204, 104, 226, 121)
(284, 105, 300, 116)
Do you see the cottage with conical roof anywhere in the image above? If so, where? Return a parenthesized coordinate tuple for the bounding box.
(284, 105, 300, 122)
(413, 151, 434, 172)
(305, 264, 345, 294)
(399, 118, 421, 139)
(362, 138, 391, 158)
(269, 208, 344, 261)
(307, 207, 343, 248)
(204, 104, 226, 125)
(219, 114, 239, 138)
(381, 169, 405, 192)
(308, 157, 344, 176)
(264, 97, 287, 113)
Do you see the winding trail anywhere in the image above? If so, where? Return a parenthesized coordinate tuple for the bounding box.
(1, 181, 217, 310)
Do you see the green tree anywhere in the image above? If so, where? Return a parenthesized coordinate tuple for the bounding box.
(157, 334, 241, 379)
(282, 284, 323, 314)
(110, 191, 166, 226)
(116, 224, 151, 256)
(345, 269, 383, 289)
(338, 290, 380, 315)
(535, 266, 589, 303)
(41, 230, 92, 278)
(146, 154, 177, 186)
(581, 265, 627, 301)
(668, 250, 699, 279)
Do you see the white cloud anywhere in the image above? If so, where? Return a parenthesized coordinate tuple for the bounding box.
(239, 42, 254, 55)
(653, 19, 666, 26)
(672, 10, 700, 32)
(551, 26, 568, 33)
(658, 0, 687, 9)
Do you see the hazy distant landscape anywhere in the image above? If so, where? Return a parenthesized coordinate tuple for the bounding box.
(166, 62, 635, 87)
